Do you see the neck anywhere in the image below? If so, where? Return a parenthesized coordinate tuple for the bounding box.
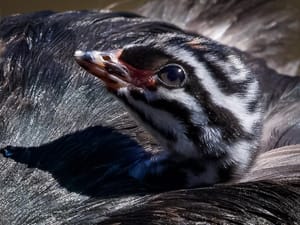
(127, 120, 262, 189)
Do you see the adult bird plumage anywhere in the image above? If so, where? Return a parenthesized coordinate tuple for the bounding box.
(0, 1, 300, 224)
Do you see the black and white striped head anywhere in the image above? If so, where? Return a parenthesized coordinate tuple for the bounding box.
(75, 34, 263, 173)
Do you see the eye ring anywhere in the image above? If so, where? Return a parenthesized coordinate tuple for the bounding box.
(156, 64, 187, 88)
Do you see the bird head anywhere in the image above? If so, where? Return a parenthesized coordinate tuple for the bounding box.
(75, 33, 263, 172)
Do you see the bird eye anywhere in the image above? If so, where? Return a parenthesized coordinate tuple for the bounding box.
(156, 64, 186, 88)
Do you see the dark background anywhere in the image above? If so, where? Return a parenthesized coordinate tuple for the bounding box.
(0, 0, 148, 16)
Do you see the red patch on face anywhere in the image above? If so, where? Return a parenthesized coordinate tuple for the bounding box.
(119, 59, 156, 88)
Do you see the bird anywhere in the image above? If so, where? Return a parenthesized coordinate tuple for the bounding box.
(74, 30, 264, 188)
(0, 3, 300, 225)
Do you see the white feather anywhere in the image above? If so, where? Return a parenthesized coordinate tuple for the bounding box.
(165, 46, 261, 134)
(118, 88, 200, 158)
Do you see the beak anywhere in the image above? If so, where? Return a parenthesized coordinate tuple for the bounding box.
(74, 50, 156, 92)
(74, 49, 131, 91)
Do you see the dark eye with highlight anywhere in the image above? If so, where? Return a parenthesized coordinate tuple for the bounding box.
(156, 64, 186, 88)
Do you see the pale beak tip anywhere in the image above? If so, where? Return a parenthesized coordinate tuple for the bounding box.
(74, 50, 95, 63)
(74, 50, 85, 58)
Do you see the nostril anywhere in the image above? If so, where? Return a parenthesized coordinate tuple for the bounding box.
(102, 55, 112, 61)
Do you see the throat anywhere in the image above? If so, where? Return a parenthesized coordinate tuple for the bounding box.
(127, 124, 258, 188)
